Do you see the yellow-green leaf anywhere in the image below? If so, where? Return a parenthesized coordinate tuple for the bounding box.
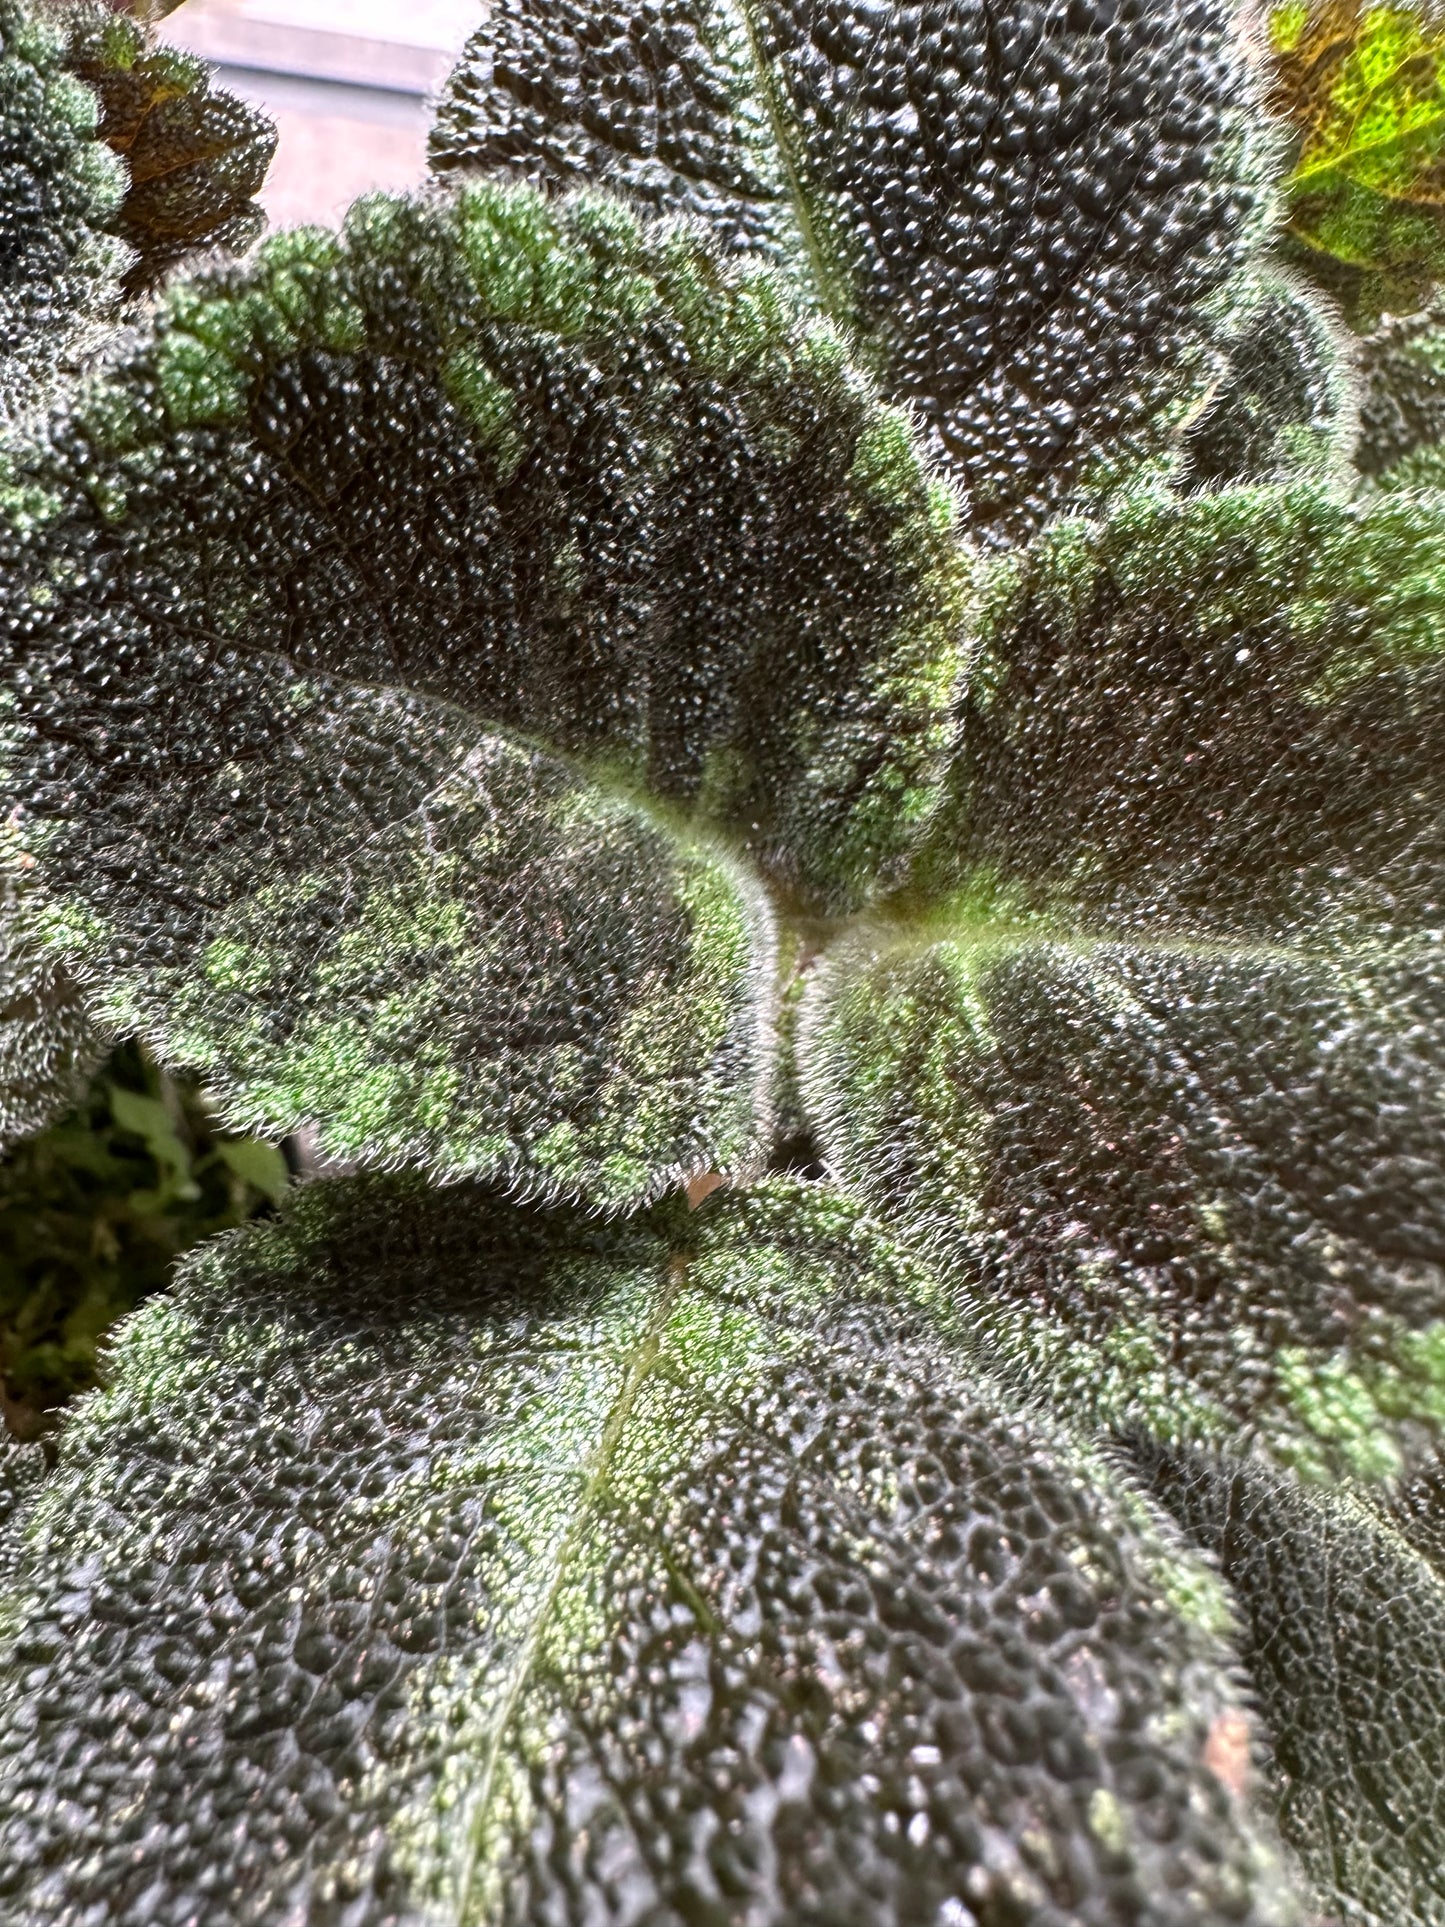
(1270, 0, 1445, 313)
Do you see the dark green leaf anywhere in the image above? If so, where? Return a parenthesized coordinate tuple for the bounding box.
(0, 0, 129, 418)
(0, 1038, 284, 1430)
(1, 188, 966, 1201)
(430, 0, 1270, 539)
(1178, 272, 1357, 488)
(0, 1173, 1303, 1924)
(0, 848, 103, 1150)
(1144, 1446, 1445, 1926)
(912, 482, 1445, 941)
(800, 483, 1445, 1479)
(1354, 295, 1445, 480)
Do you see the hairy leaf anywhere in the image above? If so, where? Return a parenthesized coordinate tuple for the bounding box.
(913, 483, 1445, 940)
(0, 187, 969, 1201)
(0, 837, 103, 1149)
(801, 484, 1445, 1479)
(0, 0, 128, 418)
(1268, 0, 1445, 317)
(0, 1173, 1302, 1925)
(1144, 1447, 1445, 1926)
(430, 0, 1269, 539)
(64, 4, 275, 296)
(0, 1432, 42, 1584)
(1353, 294, 1445, 479)
(805, 930, 1445, 1480)
(1178, 271, 1357, 487)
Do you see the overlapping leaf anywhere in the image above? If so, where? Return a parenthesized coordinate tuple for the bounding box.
(801, 483, 1445, 1480)
(1144, 1446, 1445, 1925)
(0, 1173, 1302, 1924)
(1178, 271, 1357, 486)
(0, 841, 102, 1149)
(64, 4, 275, 295)
(1352, 294, 1445, 480)
(0, 0, 274, 421)
(431, 0, 1270, 538)
(0, 186, 966, 1204)
(0, 0, 128, 417)
(1268, 0, 1445, 317)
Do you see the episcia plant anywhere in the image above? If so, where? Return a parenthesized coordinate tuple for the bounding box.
(3, 0, 1445, 1919)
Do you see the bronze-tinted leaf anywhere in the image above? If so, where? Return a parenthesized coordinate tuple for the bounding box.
(1267, 0, 1445, 317)
(65, 10, 274, 294)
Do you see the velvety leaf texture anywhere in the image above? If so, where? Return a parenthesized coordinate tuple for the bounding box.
(1177, 272, 1356, 487)
(1143, 1447, 1445, 1926)
(0, 186, 966, 1203)
(0, 849, 102, 1149)
(430, 0, 1269, 539)
(4, 0, 1445, 1913)
(0, 1174, 1300, 1926)
(0, 0, 127, 417)
(1354, 294, 1445, 480)
(0, 1432, 43, 1583)
(64, 5, 276, 297)
(803, 483, 1445, 1478)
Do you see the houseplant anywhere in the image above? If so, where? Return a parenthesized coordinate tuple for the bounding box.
(2, 0, 1445, 1919)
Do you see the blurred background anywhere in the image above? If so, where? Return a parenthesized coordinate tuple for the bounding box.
(164, 0, 483, 226)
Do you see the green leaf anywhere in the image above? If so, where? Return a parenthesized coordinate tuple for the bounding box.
(805, 929, 1445, 1482)
(1268, 0, 1445, 319)
(0, 1434, 42, 1585)
(210, 1134, 289, 1205)
(430, 0, 1273, 540)
(159, 739, 777, 1201)
(1143, 1447, 1445, 1926)
(1353, 295, 1445, 481)
(0, 0, 129, 420)
(800, 483, 1445, 1481)
(0, 842, 104, 1150)
(911, 483, 1445, 938)
(1178, 272, 1357, 488)
(0, 1038, 284, 1428)
(1, 187, 967, 1202)
(0, 1173, 1303, 1924)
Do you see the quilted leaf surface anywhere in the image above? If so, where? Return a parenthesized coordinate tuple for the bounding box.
(0, 0, 127, 417)
(430, 0, 1269, 537)
(803, 484, 1445, 1478)
(0, 185, 967, 1203)
(0, 1174, 1301, 1926)
(1145, 1447, 1445, 1925)
(64, 4, 275, 296)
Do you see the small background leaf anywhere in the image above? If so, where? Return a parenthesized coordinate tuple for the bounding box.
(1268, 0, 1445, 318)
(64, 5, 276, 295)
(0, 1037, 287, 1437)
